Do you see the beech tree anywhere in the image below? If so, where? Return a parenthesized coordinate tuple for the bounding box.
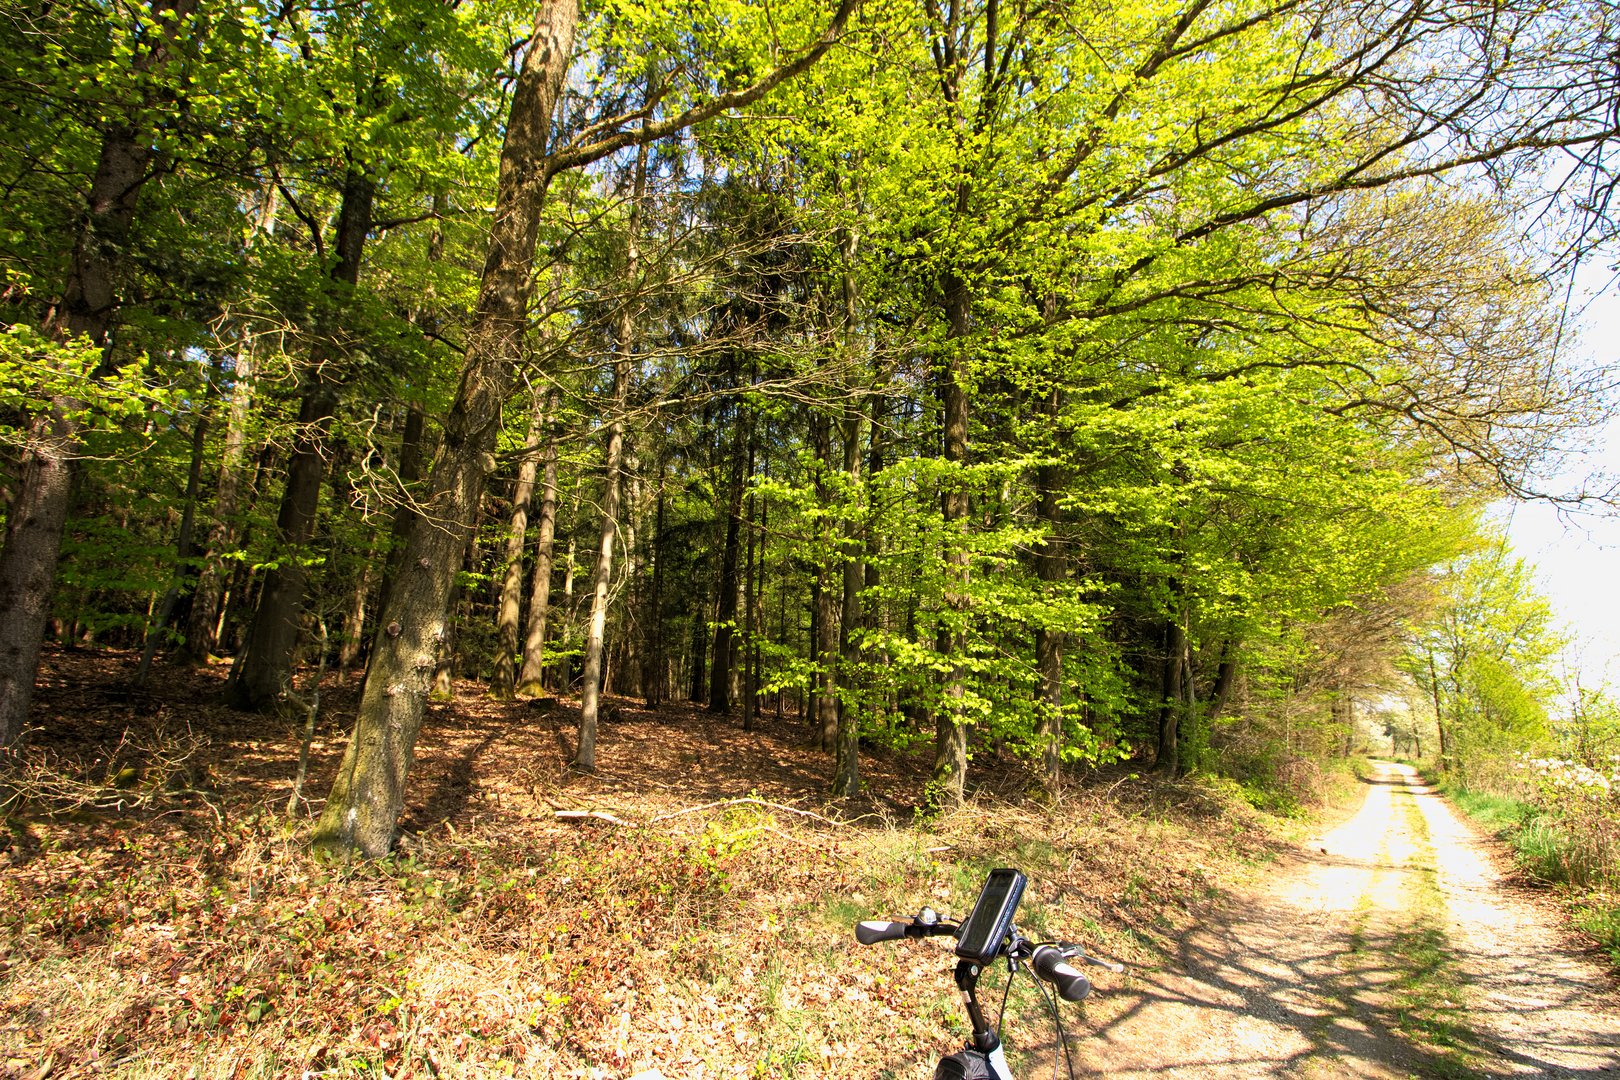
(0, 0, 206, 745)
(313, 0, 858, 855)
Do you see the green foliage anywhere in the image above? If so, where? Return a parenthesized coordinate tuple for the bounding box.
(1, 0, 1611, 799)
(1407, 533, 1566, 777)
(1451, 764, 1620, 970)
(1575, 901, 1620, 965)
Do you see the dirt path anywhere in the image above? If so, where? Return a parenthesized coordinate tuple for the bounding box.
(1070, 761, 1620, 1077)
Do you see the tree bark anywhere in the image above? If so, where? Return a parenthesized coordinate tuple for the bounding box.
(616, 449, 643, 698)
(1208, 642, 1236, 719)
(930, 272, 972, 805)
(808, 406, 839, 749)
(831, 408, 865, 794)
(1033, 448, 1065, 788)
(575, 413, 623, 739)
(314, 0, 579, 854)
(517, 393, 561, 695)
(432, 531, 478, 700)
(709, 413, 749, 713)
(1155, 614, 1187, 775)
(228, 167, 374, 711)
(1429, 649, 1449, 770)
(0, 0, 197, 746)
(337, 540, 374, 670)
(742, 447, 760, 732)
(491, 396, 547, 698)
(642, 457, 667, 707)
(373, 403, 427, 617)
(831, 253, 866, 798)
(688, 602, 707, 704)
(576, 135, 648, 770)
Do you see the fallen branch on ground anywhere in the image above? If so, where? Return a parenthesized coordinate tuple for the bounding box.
(554, 809, 634, 827)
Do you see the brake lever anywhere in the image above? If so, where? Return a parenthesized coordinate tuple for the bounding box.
(1061, 944, 1125, 973)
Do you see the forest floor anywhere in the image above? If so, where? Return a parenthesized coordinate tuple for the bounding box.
(0, 652, 1616, 1078)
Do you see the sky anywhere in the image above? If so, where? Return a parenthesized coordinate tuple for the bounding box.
(1499, 264, 1619, 690)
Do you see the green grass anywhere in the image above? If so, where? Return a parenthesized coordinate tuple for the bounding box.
(1385, 788, 1483, 1074)
(1447, 783, 1620, 974)
(1446, 787, 1533, 837)
(1446, 785, 1577, 884)
(1574, 899, 1620, 964)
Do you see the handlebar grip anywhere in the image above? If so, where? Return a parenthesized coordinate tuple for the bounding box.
(1032, 944, 1092, 1002)
(856, 919, 911, 945)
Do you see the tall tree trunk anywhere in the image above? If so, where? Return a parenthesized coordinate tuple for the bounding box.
(809, 407, 839, 749)
(576, 135, 647, 771)
(373, 403, 427, 618)
(183, 356, 251, 662)
(371, 185, 443, 621)
(1155, 614, 1187, 775)
(831, 252, 866, 797)
(228, 168, 374, 711)
(742, 452, 760, 732)
(753, 468, 771, 725)
(314, 0, 579, 854)
(930, 272, 972, 805)
(337, 541, 375, 670)
(184, 189, 273, 665)
(491, 396, 547, 698)
(642, 458, 667, 708)
(1208, 641, 1236, 719)
(135, 411, 208, 684)
(688, 602, 707, 704)
(0, 0, 197, 746)
(560, 534, 578, 688)
(863, 393, 885, 674)
(432, 532, 478, 700)
(617, 449, 642, 698)
(710, 414, 749, 713)
(517, 392, 561, 695)
(1033, 392, 1066, 788)
(1429, 649, 1448, 770)
(331, 444, 377, 670)
(215, 441, 281, 652)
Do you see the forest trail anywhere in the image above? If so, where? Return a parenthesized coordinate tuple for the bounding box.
(1069, 761, 1620, 1078)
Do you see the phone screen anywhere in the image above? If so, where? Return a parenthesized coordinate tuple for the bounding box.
(954, 869, 1026, 963)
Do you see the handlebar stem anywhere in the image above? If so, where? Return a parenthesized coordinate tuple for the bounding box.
(953, 959, 1001, 1054)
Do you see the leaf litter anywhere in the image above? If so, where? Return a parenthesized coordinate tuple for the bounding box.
(0, 648, 1280, 1079)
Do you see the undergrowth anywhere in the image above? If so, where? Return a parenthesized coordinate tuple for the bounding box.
(0, 766, 1277, 1079)
(1445, 783, 1620, 967)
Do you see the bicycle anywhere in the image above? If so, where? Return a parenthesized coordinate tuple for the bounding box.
(853, 868, 1123, 1080)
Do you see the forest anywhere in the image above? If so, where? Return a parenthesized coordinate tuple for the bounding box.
(2, 0, 1620, 1073)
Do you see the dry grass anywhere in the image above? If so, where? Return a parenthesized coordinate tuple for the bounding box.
(0, 650, 1285, 1079)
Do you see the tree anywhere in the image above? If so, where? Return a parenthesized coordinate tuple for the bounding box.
(1409, 533, 1565, 777)
(0, 0, 205, 745)
(313, 0, 858, 856)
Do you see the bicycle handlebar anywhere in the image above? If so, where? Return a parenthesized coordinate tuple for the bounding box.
(852, 876, 1123, 1080)
(1030, 944, 1092, 1002)
(855, 919, 911, 944)
(854, 914, 959, 944)
(854, 913, 1121, 984)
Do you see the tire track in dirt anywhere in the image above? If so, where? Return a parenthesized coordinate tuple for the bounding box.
(1066, 761, 1620, 1078)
